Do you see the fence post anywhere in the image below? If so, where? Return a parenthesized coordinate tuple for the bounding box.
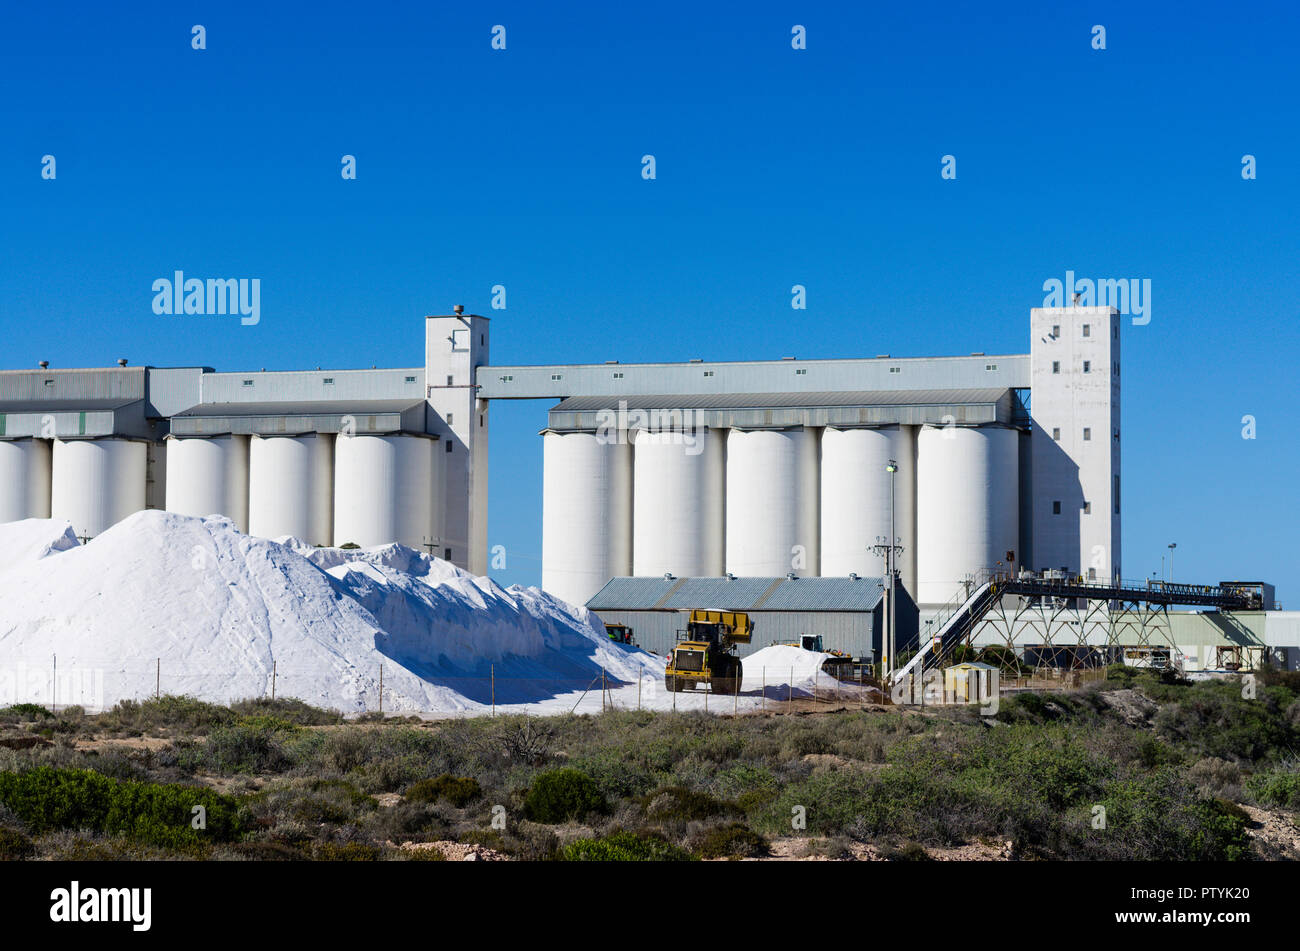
(156, 658, 161, 701)
(491, 664, 495, 717)
(761, 668, 766, 713)
(52, 654, 57, 714)
(271, 660, 277, 702)
(637, 675, 642, 711)
(601, 666, 606, 712)
(789, 667, 794, 704)
(378, 664, 383, 716)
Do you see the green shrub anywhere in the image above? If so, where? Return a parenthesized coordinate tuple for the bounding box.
(736, 788, 779, 813)
(0, 767, 243, 850)
(642, 786, 736, 823)
(0, 704, 53, 721)
(312, 840, 381, 861)
(405, 774, 481, 808)
(560, 830, 694, 862)
(458, 828, 506, 850)
(881, 840, 932, 861)
(195, 724, 291, 774)
(99, 696, 237, 735)
(523, 768, 606, 823)
(693, 823, 767, 859)
(230, 698, 342, 726)
(1246, 768, 1300, 809)
(0, 825, 35, 859)
(1153, 681, 1300, 765)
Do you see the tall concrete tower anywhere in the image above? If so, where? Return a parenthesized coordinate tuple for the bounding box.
(1029, 305, 1121, 581)
(425, 310, 490, 575)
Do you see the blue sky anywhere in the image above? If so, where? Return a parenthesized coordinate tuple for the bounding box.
(2, 1, 1296, 598)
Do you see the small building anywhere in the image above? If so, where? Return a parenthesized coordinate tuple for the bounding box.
(943, 662, 999, 704)
(586, 575, 919, 661)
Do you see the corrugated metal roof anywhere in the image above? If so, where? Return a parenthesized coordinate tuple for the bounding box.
(551, 388, 1010, 412)
(0, 397, 139, 412)
(175, 399, 424, 417)
(586, 576, 885, 612)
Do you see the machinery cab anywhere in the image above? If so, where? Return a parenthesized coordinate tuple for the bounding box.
(604, 623, 635, 646)
(798, 634, 825, 653)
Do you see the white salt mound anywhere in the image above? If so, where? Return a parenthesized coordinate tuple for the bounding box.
(0, 511, 662, 713)
(740, 644, 836, 695)
(0, 518, 79, 574)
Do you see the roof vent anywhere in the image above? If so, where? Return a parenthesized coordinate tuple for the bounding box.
(38, 361, 49, 369)
(117, 358, 128, 367)
(849, 572, 859, 581)
(786, 572, 797, 580)
(453, 304, 465, 315)
(726, 572, 736, 581)
(663, 572, 675, 581)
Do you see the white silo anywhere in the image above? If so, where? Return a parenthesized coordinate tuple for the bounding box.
(915, 425, 1019, 605)
(50, 438, 147, 540)
(820, 425, 917, 594)
(542, 431, 632, 606)
(165, 435, 250, 532)
(248, 434, 333, 545)
(0, 438, 53, 522)
(725, 428, 819, 576)
(333, 433, 437, 550)
(632, 425, 723, 577)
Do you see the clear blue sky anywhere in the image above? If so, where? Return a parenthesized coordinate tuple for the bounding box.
(2, 1, 1295, 599)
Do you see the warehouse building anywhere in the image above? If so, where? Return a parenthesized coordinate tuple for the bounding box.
(587, 574, 918, 661)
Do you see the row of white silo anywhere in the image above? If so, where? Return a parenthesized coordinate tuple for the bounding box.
(820, 425, 917, 594)
(541, 423, 1020, 608)
(166, 432, 441, 548)
(1, 437, 148, 539)
(0, 438, 53, 523)
(915, 425, 1020, 604)
(0, 432, 442, 551)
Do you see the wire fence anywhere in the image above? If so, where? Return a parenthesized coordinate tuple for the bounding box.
(0, 655, 887, 717)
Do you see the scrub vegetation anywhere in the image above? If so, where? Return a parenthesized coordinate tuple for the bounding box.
(0, 667, 1296, 861)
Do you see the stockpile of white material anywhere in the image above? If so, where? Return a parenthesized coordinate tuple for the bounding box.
(0, 511, 662, 714)
(0, 518, 80, 574)
(740, 644, 837, 696)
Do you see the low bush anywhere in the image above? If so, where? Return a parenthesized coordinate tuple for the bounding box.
(0, 766, 243, 850)
(230, 698, 342, 726)
(312, 840, 381, 861)
(692, 823, 767, 859)
(1246, 768, 1300, 809)
(0, 704, 53, 721)
(880, 840, 932, 861)
(560, 829, 694, 862)
(188, 724, 291, 774)
(0, 825, 35, 859)
(641, 786, 736, 823)
(523, 768, 606, 823)
(405, 774, 481, 808)
(98, 696, 237, 735)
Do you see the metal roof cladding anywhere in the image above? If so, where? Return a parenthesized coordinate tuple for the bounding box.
(586, 575, 887, 612)
(550, 388, 1013, 412)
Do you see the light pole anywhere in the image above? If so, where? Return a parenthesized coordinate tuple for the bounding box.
(886, 460, 898, 691)
(1168, 543, 1176, 583)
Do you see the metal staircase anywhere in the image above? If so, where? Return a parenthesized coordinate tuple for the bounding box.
(891, 572, 1261, 688)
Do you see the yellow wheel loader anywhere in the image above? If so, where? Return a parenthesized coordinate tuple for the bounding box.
(664, 609, 752, 695)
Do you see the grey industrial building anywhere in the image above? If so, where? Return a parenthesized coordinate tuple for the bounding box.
(587, 575, 918, 661)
